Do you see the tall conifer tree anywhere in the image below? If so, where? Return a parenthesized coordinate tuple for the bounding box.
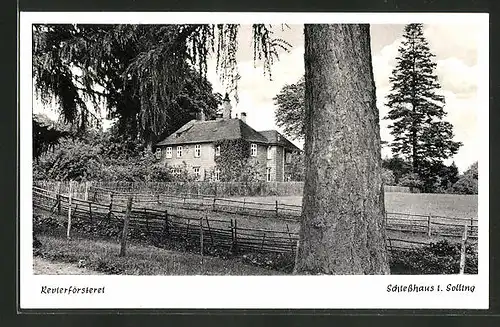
(385, 24, 462, 181)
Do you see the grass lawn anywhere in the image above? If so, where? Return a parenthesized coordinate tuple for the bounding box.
(35, 234, 282, 275)
(228, 192, 478, 219)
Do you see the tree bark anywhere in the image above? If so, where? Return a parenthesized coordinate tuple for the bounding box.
(295, 24, 390, 275)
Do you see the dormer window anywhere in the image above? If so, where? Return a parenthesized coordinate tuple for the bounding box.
(251, 143, 257, 157)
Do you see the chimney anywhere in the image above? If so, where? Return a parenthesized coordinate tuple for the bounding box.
(222, 93, 232, 119)
(197, 109, 206, 121)
(241, 112, 247, 124)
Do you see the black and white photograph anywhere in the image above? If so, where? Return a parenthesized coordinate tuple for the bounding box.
(20, 12, 489, 309)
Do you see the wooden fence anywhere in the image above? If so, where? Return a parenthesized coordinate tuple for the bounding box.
(34, 180, 417, 198)
(33, 187, 299, 254)
(33, 185, 477, 256)
(83, 185, 478, 239)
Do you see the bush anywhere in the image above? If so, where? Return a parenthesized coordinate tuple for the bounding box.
(382, 168, 396, 186)
(451, 174, 478, 195)
(390, 240, 478, 274)
(33, 132, 178, 183)
(398, 172, 424, 192)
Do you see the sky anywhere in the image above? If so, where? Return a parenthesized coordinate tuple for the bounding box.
(204, 24, 481, 173)
(33, 23, 481, 173)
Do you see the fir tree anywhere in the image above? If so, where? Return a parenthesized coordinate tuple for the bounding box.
(385, 23, 462, 179)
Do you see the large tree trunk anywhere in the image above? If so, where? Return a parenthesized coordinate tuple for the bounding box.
(294, 24, 390, 275)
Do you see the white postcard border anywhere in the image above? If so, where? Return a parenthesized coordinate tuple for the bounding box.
(19, 11, 489, 309)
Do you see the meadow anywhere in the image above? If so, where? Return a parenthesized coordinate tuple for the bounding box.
(228, 192, 478, 219)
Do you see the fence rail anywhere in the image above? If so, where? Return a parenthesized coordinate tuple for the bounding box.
(83, 185, 478, 238)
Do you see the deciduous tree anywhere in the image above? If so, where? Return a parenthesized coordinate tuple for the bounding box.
(273, 77, 305, 141)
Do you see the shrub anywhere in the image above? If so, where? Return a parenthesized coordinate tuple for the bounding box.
(382, 168, 396, 186)
(398, 172, 424, 192)
(451, 174, 478, 195)
(390, 240, 478, 274)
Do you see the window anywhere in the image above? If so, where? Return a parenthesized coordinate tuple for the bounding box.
(170, 167, 182, 175)
(155, 148, 162, 159)
(177, 146, 183, 157)
(166, 147, 172, 159)
(285, 152, 292, 163)
(267, 146, 272, 159)
(215, 145, 220, 156)
(193, 167, 201, 180)
(251, 143, 257, 157)
(266, 167, 272, 182)
(194, 144, 201, 158)
(214, 167, 220, 182)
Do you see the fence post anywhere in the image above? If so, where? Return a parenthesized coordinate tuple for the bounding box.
(234, 219, 238, 254)
(108, 192, 114, 218)
(57, 182, 62, 214)
(427, 216, 432, 237)
(212, 198, 217, 212)
(199, 217, 204, 267)
(260, 233, 266, 251)
(157, 193, 160, 204)
(66, 181, 73, 240)
(459, 223, 469, 274)
(230, 219, 235, 253)
(144, 208, 150, 235)
(205, 214, 214, 246)
(470, 217, 474, 235)
(84, 181, 90, 201)
(89, 202, 93, 223)
(275, 200, 279, 218)
(186, 218, 190, 238)
(286, 224, 294, 252)
(163, 210, 169, 239)
(120, 196, 133, 257)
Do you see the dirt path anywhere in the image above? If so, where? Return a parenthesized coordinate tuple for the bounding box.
(33, 257, 103, 275)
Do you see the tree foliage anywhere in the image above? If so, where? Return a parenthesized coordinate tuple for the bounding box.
(273, 77, 305, 141)
(381, 168, 396, 186)
(33, 128, 183, 182)
(33, 114, 71, 162)
(451, 162, 478, 194)
(382, 157, 459, 192)
(284, 152, 305, 181)
(382, 157, 411, 184)
(385, 23, 462, 176)
(33, 24, 290, 148)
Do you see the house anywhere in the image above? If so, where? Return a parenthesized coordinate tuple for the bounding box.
(155, 95, 301, 182)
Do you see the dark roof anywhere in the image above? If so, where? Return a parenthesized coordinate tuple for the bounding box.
(156, 118, 268, 146)
(258, 130, 301, 152)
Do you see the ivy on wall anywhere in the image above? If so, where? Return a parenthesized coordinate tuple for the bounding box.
(214, 139, 264, 182)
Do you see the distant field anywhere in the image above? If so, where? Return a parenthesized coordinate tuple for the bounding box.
(228, 192, 478, 219)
